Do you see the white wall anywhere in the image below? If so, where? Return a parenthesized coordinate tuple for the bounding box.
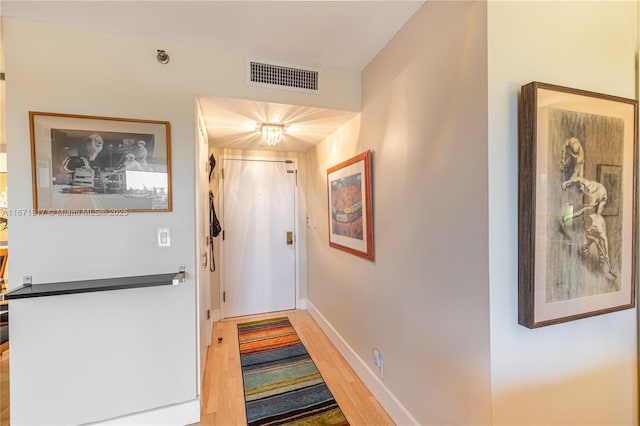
(306, 2, 492, 424)
(3, 17, 359, 425)
(488, 1, 638, 424)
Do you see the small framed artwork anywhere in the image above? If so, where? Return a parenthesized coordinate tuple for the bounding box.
(0, 248, 7, 277)
(327, 151, 374, 261)
(518, 82, 637, 328)
(0, 247, 6, 293)
(29, 112, 172, 213)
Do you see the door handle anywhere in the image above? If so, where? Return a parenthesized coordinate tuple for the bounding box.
(287, 231, 293, 245)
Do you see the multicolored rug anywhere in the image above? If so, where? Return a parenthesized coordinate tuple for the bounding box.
(237, 317, 350, 426)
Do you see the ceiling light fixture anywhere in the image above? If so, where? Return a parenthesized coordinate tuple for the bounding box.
(261, 123, 284, 146)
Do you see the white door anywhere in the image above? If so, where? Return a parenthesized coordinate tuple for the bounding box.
(222, 158, 296, 318)
(195, 111, 211, 388)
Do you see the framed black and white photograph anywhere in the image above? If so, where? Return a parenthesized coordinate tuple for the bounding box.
(29, 112, 172, 213)
(518, 82, 637, 328)
(327, 150, 374, 261)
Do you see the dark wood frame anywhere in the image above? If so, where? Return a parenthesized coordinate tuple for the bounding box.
(327, 150, 374, 261)
(29, 112, 172, 214)
(518, 82, 637, 328)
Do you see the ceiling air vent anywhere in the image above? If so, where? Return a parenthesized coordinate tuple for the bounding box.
(246, 57, 321, 94)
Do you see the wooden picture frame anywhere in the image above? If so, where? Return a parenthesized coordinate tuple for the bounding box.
(0, 248, 8, 293)
(0, 248, 7, 278)
(29, 112, 172, 214)
(327, 151, 374, 261)
(518, 82, 637, 328)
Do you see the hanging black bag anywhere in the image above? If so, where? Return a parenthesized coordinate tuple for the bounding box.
(210, 190, 222, 238)
(209, 190, 221, 272)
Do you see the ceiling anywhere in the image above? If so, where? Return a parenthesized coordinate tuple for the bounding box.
(1, 1, 425, 152)
(199, 96, 359, 152)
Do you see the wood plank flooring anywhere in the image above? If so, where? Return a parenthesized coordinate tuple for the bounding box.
(1, 350, 8, 426)
(199, 309, 394, 426)
(0, 310, 393, 426)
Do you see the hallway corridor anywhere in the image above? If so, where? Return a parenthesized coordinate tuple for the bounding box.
(199, 310, 394, 425)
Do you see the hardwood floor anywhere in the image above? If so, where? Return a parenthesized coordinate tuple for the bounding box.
(1, 350, 8, 426)
(0, 310, 393, 426)
(199, 309, 394, 426)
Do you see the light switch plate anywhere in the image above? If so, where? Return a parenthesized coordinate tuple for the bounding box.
(157, 228, 171, 247)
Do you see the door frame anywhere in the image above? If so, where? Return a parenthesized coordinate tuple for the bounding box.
(194, 101, 212, 395)
(219, 155, 300, 320)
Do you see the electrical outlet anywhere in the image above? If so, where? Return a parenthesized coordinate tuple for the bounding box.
(306, 216, 318, 229)
(372, 348, 384, 378)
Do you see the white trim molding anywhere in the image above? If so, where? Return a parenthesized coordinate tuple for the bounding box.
(306, 301, 419, 426)
(212, 309, 221, 322)
(92, 399, 200, 426)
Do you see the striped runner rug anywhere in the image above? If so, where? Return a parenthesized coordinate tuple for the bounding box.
(237, 317, 350, 426)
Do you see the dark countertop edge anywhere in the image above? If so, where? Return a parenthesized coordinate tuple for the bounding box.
(5, 272, 184, 300)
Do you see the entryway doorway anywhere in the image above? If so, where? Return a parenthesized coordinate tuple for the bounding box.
(220, 157, 297, 318)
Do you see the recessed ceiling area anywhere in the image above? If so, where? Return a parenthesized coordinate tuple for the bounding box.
(199, 96, 358, 153)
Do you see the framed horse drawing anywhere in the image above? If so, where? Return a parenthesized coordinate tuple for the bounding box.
(518, 82, 637, 328)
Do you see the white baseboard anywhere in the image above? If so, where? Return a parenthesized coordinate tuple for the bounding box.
(306, 301, 419, 426)
(212, 309, 221, 322)
(297, 298, 307, 310)
(92, 399, 200, 425)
